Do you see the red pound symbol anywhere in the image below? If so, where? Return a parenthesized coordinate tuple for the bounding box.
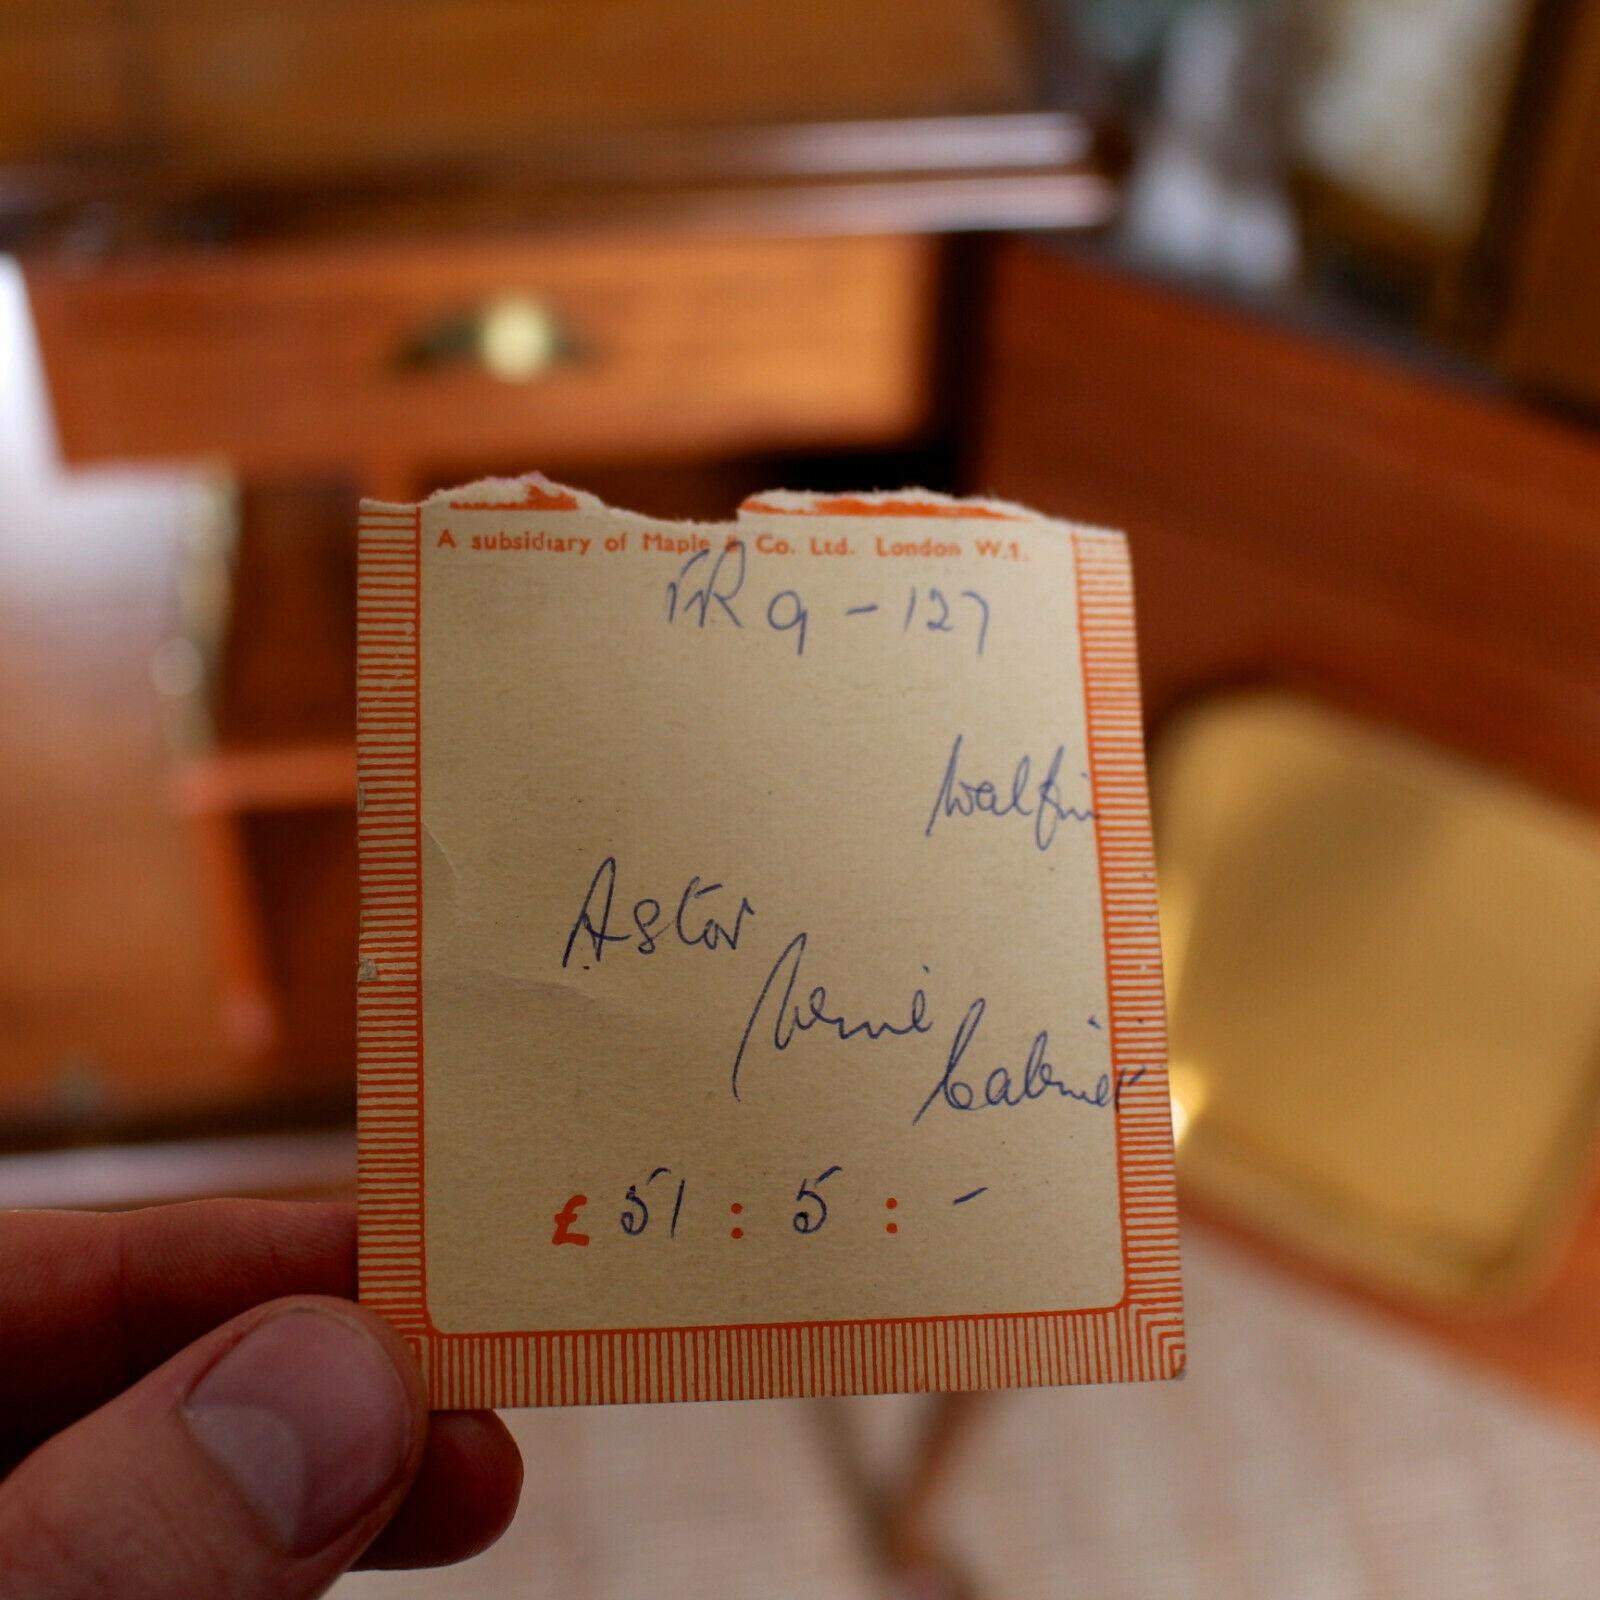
(552, 1193, 590, 1246)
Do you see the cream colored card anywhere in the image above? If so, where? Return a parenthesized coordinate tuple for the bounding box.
(356, 477, 1182, 1407)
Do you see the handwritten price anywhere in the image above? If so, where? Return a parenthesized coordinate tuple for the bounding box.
(549, 1169, 986, 1246)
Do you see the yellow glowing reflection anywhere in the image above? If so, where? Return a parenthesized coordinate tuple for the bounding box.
(1167, 1061, 1207, 1150)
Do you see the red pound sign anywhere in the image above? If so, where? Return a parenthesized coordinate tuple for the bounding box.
(552, 1193, 590, 1246)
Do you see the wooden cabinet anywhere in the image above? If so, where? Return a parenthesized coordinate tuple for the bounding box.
(27, 233, 939, 480)
(1, 0, 1118, 1173)
(0, 0, 1037, 180)
(20, 228, 947, 1096)
(977, 239, 1600, 1425)
(978, 245, 1600, 812)
(6, 0, 1119, 1144)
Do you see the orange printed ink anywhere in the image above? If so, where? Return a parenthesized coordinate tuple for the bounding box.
(552, 1193, 590, 1246)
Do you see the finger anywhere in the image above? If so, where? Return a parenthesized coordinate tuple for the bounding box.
(0, 1200, 524, 1571)
(356, 1412, 523, 1570)
(0, 1296, 427, 1600)
(0, 1200, 355, 1451)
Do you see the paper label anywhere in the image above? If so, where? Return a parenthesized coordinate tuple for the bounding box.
(356, 478, 1182, 1406)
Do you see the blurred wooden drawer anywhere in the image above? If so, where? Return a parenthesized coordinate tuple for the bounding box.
(25, 233, 937, 475)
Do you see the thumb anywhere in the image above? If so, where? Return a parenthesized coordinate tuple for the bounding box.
(0, 1297, 428, 1600)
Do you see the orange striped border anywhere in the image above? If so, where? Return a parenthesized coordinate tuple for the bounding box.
(356, 504, 1183, 1405)
(1070, 528, 1185, 1380)
(355, 502, 429, 1367)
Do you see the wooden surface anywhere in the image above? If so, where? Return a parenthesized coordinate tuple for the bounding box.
(211, 481, 358, 747)
(27, 233, 939, 475)
(0, 461, 231, 1130)
(0, 0, 1036, 177)
(1, 109, 1114, 260)
(0, 469, 360, 1131)
(977, 241, 1600, 1425)
(1497, 0, 1600, 407)
(0, 8, 129, 171)
(979, 244, 1600, 815)
(0, 336, 368, 1130)
(0, 2, 1125, 256)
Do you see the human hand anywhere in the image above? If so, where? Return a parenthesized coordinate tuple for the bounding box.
(0, 1198, 522, 1598)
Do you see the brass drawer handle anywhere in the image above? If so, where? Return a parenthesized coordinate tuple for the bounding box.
(396, 294, 578, 383)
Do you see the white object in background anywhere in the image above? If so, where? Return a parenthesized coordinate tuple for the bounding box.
(1119, 3, 1300, 290)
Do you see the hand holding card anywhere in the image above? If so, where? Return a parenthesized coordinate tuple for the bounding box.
(356, 478, 1183, 1407)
